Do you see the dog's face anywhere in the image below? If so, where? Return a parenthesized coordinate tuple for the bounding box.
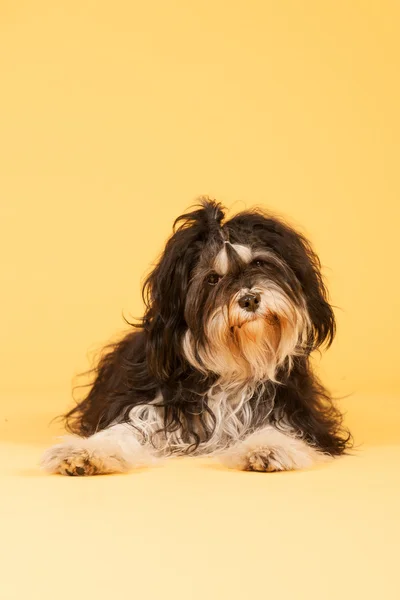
(144, 200, 335, 383)
(183, 238, 310, 382)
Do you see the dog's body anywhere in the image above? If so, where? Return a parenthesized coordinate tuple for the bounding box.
(42, 199, 350, 475)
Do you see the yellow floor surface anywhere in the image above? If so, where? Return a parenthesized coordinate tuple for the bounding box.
(1, 393, 399, 600)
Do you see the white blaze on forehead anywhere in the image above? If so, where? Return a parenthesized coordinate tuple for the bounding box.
(214, 243, 252, 275)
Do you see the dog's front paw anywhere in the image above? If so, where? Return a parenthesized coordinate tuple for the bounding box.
(245, 447, 284, 472)
(221, 428, 330, 472)
(41, 443, 100, 476)
(41, 437, 128, 476)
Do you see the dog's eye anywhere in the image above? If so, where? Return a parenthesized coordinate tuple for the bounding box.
(207, 273, 221, 286)
(252, 259, 264, 268)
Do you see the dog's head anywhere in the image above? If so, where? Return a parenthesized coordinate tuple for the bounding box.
(143, 199, 335, 383)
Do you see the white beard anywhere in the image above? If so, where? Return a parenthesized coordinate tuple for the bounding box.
(183, 282, 311, 384)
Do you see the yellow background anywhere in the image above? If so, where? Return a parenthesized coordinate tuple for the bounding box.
(1, 2, 399, 599)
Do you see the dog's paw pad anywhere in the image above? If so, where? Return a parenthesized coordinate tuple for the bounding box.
(245, 447, 282, 472)
(41, 445, 101, 476)
(59, 450, 99, 476)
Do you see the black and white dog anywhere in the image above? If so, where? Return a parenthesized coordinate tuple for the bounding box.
(42, 199, 350, 475)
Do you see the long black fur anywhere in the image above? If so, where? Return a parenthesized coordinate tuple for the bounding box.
(65, 199, 351, 455)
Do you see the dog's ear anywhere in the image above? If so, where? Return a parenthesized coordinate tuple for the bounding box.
(266, 221, 336, 350)
(142, 198, 225, 380)
(288, 231, 336, 350)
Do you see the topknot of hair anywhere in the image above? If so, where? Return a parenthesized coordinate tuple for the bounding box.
(173, 196, 225, 234)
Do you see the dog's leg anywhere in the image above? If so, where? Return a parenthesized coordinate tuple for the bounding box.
(220, 426, 329, 472)
(41, 423, 157, 476)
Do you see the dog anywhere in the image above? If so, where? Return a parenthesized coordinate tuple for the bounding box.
(42, 198, 351, 475)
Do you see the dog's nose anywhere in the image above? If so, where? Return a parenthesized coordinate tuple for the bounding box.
(238, 292, 261, 312)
